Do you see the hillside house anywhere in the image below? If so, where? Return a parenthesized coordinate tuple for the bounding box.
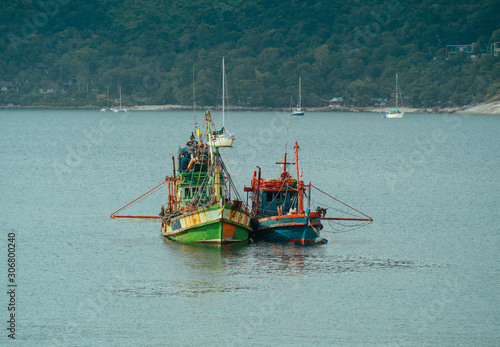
(446, 44, 476, 59)
(491, 42, 500, 57)
(0, 81, 17, 93)
(371, 97, 387, 106)
(328, 97, 343, 107)
(38, 83, 59, 94)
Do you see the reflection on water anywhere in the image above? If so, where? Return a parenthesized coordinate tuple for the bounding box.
(165, 237, 437, 276)
(109, 239, 431, 299)
(5, 111, 497, 345)
(241, 241, 434, 276)
(162, 237, 250, 269)
(109, 279, 245, 298)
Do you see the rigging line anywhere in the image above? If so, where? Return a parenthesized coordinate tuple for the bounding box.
(117, 184, 166, 214)
(188, 163, 213, 208)
(220, 146, 243, 199)
(310, 224, 321, 238)
(193, 148, 204, 193)
(220, 156, 243, 202)
(110, 179, 168, 217)
(309, 198, 360, 218)
(327, 218, 372, 228)
(327, 219, 370, 228)
(323, 221, 372, 234)
(311, 185, 372, 220)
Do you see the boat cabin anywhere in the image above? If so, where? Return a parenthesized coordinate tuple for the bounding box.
(176, 143, 225, 208)
(245, 177, 299, 217)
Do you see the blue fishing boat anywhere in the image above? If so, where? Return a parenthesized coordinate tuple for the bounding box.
(244, 142, 373, 244)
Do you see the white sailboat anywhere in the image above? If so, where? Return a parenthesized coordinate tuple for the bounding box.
(291, 77, 305, 116)
(111, 85, 127, 112)
(385, 74, 404, 118)
(212, 57, 234, 147)
(117, 86, 127, 112)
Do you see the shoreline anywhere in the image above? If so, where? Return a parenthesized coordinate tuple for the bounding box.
(1, 100, 499, 114)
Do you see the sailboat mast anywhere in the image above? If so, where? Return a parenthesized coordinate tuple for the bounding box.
(299, 77, 302, 108)
(395, 74, 399, 112)
(193, 66, 196, 123)
(222, 57, 225, 128)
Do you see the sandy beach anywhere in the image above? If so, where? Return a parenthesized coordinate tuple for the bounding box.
(1, 99, 499, 114)
(129, 99, 500, 114)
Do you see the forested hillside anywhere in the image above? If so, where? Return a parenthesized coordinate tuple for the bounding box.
(0, 0, 499, 107)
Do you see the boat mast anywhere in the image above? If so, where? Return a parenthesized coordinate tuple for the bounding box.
(205, 110, 219, 201)
(222, 57, 225, 129)
(255, 166, 261, 216)
(294, 142, 303, 213)
(193, 66, 196, 125)
(298, 77, 302, 108)
(395, 74, 399, 112)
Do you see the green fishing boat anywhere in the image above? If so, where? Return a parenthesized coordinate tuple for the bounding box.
(160, 111, 251, 244)
(111, 59, 252, 244)
(111, 110, 251, 244)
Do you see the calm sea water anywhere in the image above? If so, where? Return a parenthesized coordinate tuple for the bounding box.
(1, 109, 498, 346)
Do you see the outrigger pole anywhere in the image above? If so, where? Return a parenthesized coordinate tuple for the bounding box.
(110, 179, 170, 219)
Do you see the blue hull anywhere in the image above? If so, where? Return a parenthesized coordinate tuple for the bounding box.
(253, 215, 323, 243)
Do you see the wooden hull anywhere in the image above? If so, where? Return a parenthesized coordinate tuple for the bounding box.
(252, 214, 323, 243)
(162, 204, 252, 244)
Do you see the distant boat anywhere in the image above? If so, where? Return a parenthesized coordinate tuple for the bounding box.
(385, 74, 404, 118)
(115, 85, 127, 112)
(291, 77, 305, 116)
(211, 57, 234, 147)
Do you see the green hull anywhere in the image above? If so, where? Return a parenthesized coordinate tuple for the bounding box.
(162, 204, 252, 244)
(165, 220, 249, 244)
